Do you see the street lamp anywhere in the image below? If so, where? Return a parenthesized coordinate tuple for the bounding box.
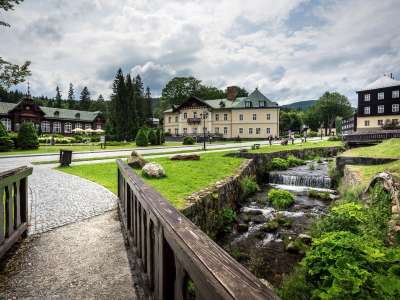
(202, 109, 210, 151)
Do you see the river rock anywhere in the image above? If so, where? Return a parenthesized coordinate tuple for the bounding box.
(251, 214, 267, 223)
(170, 154, 200, 161)
(237, 223, 249, 233)
(298, 233, 312, 245)
(262, 220, 279, 232)
(142, 163, 166, 178)
(286, 241, 300, 253)
(260, 279, 274, 290)
(128, 151, 147, 169)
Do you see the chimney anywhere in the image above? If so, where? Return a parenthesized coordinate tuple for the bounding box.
(227, 86, 238, 101)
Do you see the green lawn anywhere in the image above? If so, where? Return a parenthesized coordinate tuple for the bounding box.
(249, 140, 344, 154)
(59, 152, 245, 209)
(0, 141, 184, 156)
(342, 138, 400, 158)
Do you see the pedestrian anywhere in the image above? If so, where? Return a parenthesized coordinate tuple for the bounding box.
(268, 135, 272, 146)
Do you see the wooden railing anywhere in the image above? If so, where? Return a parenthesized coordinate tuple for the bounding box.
(344, 130, 400, 142)
(117, 160, 278, 300)
(0, 166, 32, 259)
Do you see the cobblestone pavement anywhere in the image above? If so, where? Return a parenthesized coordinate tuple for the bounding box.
(28, 166, 117, 234)
(0, 210, 141, 299)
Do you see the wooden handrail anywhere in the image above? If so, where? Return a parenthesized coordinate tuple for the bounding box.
(116, 159, 278, 300)
(0, 166, 32, 259)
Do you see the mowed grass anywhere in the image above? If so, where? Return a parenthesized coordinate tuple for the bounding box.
(59, 152, 245, 209)
(250, 140, 344, 154)
(347, 160, 400, 188)
(0, 141, 183, 156)
(341, 138, 400, 158)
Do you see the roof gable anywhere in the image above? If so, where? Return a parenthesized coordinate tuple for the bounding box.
(360, 76, 400, 91)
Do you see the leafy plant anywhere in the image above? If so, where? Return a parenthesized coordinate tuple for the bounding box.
(0, 121, 13, 151)
(268, 157, 289, 170)
(308, 163, 315, 171)
(17, 122, 39, 149)
(308, 190, 331, 201)
(240, 176, 259, 197)
(286, 155, 305, 168)
(268, 189, 295, 209)
(148, 129, 158, 145)
(183, 136, 195, 145)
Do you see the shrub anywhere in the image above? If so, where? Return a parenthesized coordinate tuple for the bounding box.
(158, 128, 165, 144)
(17, 123, 39, 150)
(308, 131, 319, 138)
(0, 122, 14, 151)
(240, 176, 259, 196)
(135, 128, 148, 146)
(308, 190, 331, 201)
(268, 157, 289, 170)
(268, 189, 295, 209)
(183, 136, 195, 145)
(286, 155, 305, 167)
(328, 135, 341, 141)
(148, 129, 158, 145)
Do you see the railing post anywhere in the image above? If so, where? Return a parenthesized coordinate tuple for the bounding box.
(0, 187, 4, 244)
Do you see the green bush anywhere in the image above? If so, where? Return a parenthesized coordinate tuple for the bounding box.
(17, 123, 39, 150)
(148, 129, 158, 145)
(286, 155, 305, 168)
(0, 122, 14, 151)
(240, 176, 259, 196)
(183, 136, 195, 145)
(268, 189, 295, 209)
(269, 157, 289, 170)
(157, 128, 165, 144)
(308, 190, 331, 201)
(135, 128, 148, 146)
(328, 135, 341, 141)
(308, 131, 319, 138)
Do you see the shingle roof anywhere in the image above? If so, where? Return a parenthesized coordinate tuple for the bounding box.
(360, 76, 400, 91)
(0, 101, 100, 121)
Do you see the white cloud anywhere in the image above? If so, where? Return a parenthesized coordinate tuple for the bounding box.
(0, 0, 399, 106)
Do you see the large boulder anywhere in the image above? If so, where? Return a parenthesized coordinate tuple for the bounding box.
(142, 163, 166, 178)
(170, 154, 200, 161)
(128, 150, 147, 169)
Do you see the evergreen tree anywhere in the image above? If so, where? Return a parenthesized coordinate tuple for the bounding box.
(134, 74, 145, 126)
(126, 74, 137, 140)
(67, 83, 75, 109)
(55, 85, 62, 108)
(97, 94, 104, 102)
(17, 122, 39, 150)
(145, 86, 152, 118)
(79, 86, 91, 110)
(110, 69, 127, 140)
(135, 127, 148, 146)
(148, 129, 157, 145)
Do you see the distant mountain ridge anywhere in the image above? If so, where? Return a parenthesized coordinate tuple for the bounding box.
(282, 100, 317, 111)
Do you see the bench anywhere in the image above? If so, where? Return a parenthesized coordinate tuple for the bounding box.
(251, 143, 260, 150)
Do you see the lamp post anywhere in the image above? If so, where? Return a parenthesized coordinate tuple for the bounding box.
(202, 109, 210, 151)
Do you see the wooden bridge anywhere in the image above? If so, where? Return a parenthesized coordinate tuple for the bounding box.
(343, 130, 400, 146)
(1, 162, 279, 299)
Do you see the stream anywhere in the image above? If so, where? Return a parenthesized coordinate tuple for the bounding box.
(223, 159, 336, 287)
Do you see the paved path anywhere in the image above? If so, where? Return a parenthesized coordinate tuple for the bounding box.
(0, 210, 141, 299)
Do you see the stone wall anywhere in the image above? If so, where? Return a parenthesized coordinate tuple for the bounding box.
(182, 146, 343, 238)
(342, 165, 361, 187)
(336, 156, 397, 175)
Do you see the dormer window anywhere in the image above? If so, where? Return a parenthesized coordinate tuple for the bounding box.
(54, 111, 60, 117)
(259, 101, 266, 107)
(219, 101, 225, 108)
(378, 92, 384, 100)
(245, 101, 252, 108)
(75, 113, 80, 119)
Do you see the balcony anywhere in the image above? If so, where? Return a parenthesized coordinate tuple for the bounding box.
(187, 117, 201, 124)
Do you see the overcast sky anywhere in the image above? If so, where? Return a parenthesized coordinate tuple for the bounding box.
(1, 0, 399, 105)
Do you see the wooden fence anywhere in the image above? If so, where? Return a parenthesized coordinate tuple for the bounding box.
(0, 166, 32, 259)
(344, 131, 400, 143)
(116, 159, 279, 300)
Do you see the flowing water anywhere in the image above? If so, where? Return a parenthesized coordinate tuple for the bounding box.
(222, 159, 336, 287)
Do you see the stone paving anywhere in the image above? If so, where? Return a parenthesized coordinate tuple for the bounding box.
(28, 166, 117, 234)
(0, 210, 140, 299)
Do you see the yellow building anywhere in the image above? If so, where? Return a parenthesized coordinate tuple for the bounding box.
(163, 87, 280, 139)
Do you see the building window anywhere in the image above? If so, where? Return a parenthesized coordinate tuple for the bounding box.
(245, 101, 252, 108)
(85, 124, 91, 130)
(64, 122, 72, 133)
(1, 118, 12, 131)
(393, 90, 399, 98)
(174, 128, 179, 135)
(168, 116, 171, 123)
(266, 113, 271, 120)
(168, 128, 171, 134)
(256, 128, 260, 134)
(41, 121, 50, 133)
(223, 127, 228, 135)
(364, 94, 370, 101)
(393, 119, 399, 125)
(252, 114, 257, 121)
(364, 120, 370, 127)
(259, 101, 266, 107)
(393, 104, 399, 113)
(183, 128, 187, 134)
(249, 128, 253, 134)
(215, 127, 219, 134)
(364, 106, 370, 115)
(215, 114, 219, 121)
(175, 116, 178, 122)
(193, 128, 197, 134)
(96, 124, 102, 130)
(193, 112, 197, 118)
(183, 112, 187, 119)
(224, 113, 228, 121)
(75, 122, 82, 129)
(53, 121, 61, 133)
(378, 105, 384, 114)
(239, 128, 243, 134)
(266, 128, 271, 134)
(378, 92, 384, 100)
(239, 114, 243, 121)
(378, 120, 383, 126)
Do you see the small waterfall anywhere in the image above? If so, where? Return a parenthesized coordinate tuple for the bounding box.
(269, 172, 331, 189)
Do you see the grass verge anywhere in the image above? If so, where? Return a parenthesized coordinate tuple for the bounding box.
(341, 138, 400, 158)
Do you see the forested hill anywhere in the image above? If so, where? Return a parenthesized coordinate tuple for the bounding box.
(282, 100, 317, 111)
